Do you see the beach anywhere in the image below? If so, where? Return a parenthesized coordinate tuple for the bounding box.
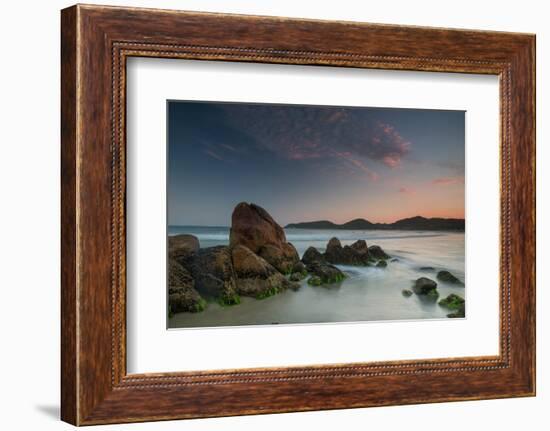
(168, 226, 465, 328)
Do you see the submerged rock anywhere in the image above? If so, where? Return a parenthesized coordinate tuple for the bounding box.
(168, 259, 206, 313)
(402, 289, 413, 297)
(376, 260, 388, 268)
(231, 245, 291, 299)
(168, 234, 200, 262)
(418, 266, 435, 271)
(306, 262, 346, 285)
(368, 245, 390, 260)
(438, 293, 465, 310)
(447, 304, 466, 318)
(412, 277, 439, 297)
(437, 270, 463, 285)
(229, 202, 299, 272)
(302, 246, 325, 265)
(188, 246, 240, 305)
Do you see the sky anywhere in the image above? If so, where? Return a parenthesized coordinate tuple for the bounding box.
(167, 100, 465, 227)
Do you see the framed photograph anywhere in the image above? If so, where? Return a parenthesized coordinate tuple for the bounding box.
(61, 4, 535, 425)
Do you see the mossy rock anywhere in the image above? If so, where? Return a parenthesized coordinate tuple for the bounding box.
(218, 293, 241, 307)
(402, 289, 413, 297)
(255, 286, 282, 300)
(307, 275, 323, 286)
(376, 260, 388, 268)
(412, 277, 438, 295)
(438, 293, 465, 310)
(289, 271, 307, 282)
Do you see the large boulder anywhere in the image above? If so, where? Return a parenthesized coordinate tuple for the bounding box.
(306, 262, 346, 285)
(229, 202, 299, 272)
(258, 243, 300, 274)
(187, 246, 240, 305)
(324, 237, 371, 266)
(168, 259, 206, 313)
(412, 277, 438, 297)
(302, 246, 325, 265)
(168, 234, 200, 262)
(231, 245, 293, 299)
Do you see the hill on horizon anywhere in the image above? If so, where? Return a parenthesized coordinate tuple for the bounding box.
(285, 215, 465, 231)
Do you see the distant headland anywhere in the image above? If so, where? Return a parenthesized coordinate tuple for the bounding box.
(285, 216, 465, 231)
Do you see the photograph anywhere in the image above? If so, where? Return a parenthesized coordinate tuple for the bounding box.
(167, 100, 466, 328)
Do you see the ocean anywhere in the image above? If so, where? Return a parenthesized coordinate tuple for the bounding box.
(167, 226, 465, 328)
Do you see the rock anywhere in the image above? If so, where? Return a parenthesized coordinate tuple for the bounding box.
(324, 237, 371, 265)
(368, 245, 390, 260)
(412, 277, 438, 296)
(231, 245, 292, 299)
(391, 258, 399, 262)
(302, 246, 325, 265)
(307, 275, 323, 286)
(447, 303, 466, 318)
(292, 261, 307, 275)
(168, 234, 200, 261)
(418, 266, 435, 271)
(350, 239, 368, 253)
(258, 242, 299, 274)
(376, 260, 388, 268)
(306, 262, 346, 285)
(188, 246, 240, 305)
(229, 202, 299, 272)
(290, 271, 307, 282)
(438, 293, 465, 310)
(402, 289, 413, 297)
(168, 259, 206, 313)
(437, 270, 463, 285)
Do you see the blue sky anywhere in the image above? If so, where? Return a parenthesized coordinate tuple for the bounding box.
(168, 100, 464, 226)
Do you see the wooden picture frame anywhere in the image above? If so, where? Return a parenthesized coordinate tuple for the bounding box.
(61, 4, 535, 425)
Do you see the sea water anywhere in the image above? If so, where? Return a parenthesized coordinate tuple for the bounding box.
(167, 226, 465, 328)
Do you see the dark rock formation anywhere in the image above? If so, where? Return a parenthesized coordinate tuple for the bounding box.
(402, 289, 413, 297)
(447, 304, 466, 318)
(230, 202, 299, 273)
(376, 260, 388, 268)
(302, 246, 325, 265)
(412, 277, 439, 297)
(187, 246, 240, 305)
(231, 245, 292, 299)
(168, 234, 200, 262)
(368, 245, 390, 260)
(306, 262, 346, 285)
(437, 270, 463, 285)
(168, 259, 206, 313)
(324, 237, 371, 265)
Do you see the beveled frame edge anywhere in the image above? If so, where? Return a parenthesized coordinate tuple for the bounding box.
(61, 4, 535, 426)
